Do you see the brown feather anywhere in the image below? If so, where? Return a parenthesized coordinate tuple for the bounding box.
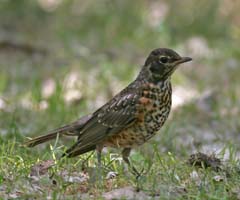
(24, 114, 92, 147)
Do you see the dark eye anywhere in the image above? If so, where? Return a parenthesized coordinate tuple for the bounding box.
(159, 56, 169, 64)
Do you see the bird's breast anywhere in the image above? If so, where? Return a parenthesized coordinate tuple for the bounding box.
(136, 82, 172, 139)
(103, 82, 172, 148)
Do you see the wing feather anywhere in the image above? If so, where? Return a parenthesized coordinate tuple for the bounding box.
(65, 91, 139, 156)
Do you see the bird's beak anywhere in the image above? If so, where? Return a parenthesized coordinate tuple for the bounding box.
(176, 57, 192, 65)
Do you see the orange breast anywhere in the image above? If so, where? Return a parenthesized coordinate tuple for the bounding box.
(103, 126, 146, 148)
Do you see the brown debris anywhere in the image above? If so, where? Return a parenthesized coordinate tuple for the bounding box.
(30, 160, 55, 177)
(188, 152, 221, 171)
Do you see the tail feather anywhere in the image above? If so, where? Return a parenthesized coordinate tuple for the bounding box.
(24, 124, 78, 147)
(24, 114, 92, 148)
(24, 132, 61, 147)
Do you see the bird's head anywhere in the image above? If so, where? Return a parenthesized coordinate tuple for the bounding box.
(144, 48, 192, 82)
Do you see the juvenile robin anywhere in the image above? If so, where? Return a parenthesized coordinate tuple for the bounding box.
(24, 48, 192, 175)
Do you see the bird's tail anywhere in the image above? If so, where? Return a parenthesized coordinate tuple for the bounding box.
(24, 114, 92, 148)
(24, 124, 78, 147)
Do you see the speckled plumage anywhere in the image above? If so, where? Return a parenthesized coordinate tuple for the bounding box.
(104, 80, 172, 148)
(25, 48, 192, 173)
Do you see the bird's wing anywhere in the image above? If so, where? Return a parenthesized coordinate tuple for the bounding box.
(65, 90, 140, 157)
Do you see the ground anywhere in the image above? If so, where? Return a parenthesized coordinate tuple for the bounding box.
(0, 1, 240, 199)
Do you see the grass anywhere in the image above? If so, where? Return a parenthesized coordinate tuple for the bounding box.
(1, 0, 240, 199)
(1, 47, 240, 199)
(1, 139, 240, 199)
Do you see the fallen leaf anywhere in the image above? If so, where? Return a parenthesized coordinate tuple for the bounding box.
(30, 160, 55, 177)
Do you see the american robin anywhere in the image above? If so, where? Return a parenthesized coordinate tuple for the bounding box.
(24, 48, 192, 175)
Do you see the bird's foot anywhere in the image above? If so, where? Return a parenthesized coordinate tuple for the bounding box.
(131, 166, 145, 180)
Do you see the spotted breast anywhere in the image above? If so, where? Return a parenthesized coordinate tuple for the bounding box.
(104, 78, 172, 148)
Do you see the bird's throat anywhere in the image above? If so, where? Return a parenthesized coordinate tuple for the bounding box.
(151, 73, 170, 85)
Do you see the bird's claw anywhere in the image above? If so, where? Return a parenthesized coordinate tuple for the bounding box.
(131, 166, 145, 179)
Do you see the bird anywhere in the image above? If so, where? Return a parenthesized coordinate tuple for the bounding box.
(24, 48, 192, 176)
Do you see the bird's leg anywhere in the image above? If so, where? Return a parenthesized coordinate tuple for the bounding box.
(122, 148, 143, 179)
(88, 145, 104, 188)
(97, 149, 102, 169)
(96, 145, 103, 180)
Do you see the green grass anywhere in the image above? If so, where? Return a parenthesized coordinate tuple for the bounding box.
(1, 49, 240, 198)
(1, 140, 240, 199)
(1, 0, 240, 199)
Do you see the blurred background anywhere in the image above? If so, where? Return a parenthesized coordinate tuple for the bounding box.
(0, 0, 240, 157)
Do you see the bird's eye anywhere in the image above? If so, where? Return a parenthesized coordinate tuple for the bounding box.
(159, 56, 169, 64)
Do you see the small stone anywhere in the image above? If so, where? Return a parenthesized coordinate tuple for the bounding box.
(106, 171, 118, 179)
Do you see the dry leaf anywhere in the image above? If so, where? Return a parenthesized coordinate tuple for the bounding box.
(30, 160, 55, 177)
